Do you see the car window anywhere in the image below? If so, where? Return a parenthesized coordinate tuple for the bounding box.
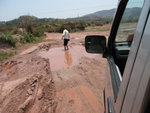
(115, 0, 144, 43)
(111, 0, 145, 100)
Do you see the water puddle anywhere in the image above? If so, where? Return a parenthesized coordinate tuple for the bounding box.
(64, 50, 72, 69)
(39, 45, 98, 71)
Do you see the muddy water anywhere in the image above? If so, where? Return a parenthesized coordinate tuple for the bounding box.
(39, 45, 98, 71)
(39, 45, 105, 113)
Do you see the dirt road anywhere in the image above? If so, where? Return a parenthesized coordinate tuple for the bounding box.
(39, 45, 107, 113)
(0, 31, 108, 113)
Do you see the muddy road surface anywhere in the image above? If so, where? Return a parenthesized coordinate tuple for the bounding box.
(39, 45, 107, 113)
(0, 32, 108, 113)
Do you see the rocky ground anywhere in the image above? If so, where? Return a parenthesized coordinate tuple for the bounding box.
(0, 30, 109, 113)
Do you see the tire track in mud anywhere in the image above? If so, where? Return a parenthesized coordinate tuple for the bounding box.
(50, 51, 107, 113)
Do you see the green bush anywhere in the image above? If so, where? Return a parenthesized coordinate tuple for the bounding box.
(12, 28, 18, 34)
(0, 53, 14, 61)
(24, 34, 36, 43)
(56, 25, 65, 33)
(20, 36, 26, 43)
(25, 25, 33, 33)
(47, 28, 54, 33)
(33, 28, 44, 37)
(0, 33, 16, 47)
(20, 34, 33, 43)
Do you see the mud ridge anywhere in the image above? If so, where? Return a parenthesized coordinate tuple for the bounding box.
(0, 43, 57, 113)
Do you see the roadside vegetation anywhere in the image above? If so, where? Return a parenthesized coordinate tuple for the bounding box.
(0, 32, 16, 47)
(0, 16, 111, 48)
(0, 23, 46, 48)
(0, 53, 14, 61)
(0, 15, 112, 61)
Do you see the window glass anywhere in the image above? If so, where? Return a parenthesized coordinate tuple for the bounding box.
(115, 0, 144, 42)
(113, 0, 145, 99)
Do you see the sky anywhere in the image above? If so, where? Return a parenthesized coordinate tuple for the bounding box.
(0, 0, 118, 21)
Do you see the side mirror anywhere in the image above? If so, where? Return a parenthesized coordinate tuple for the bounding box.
(85, 35, 106, 53)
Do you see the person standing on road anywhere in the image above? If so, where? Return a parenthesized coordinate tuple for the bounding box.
(62, 29, 70, 50)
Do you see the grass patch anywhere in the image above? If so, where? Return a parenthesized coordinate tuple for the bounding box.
(33, 35, 46, 44)
(0, 53, 14, 61)
(20, 34, 46, 44)
(85, 26, 110, 32)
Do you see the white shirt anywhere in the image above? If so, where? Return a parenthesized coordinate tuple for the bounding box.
(63, 29, 70, 39)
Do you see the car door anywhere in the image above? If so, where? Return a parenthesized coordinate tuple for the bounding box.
(120, 5, 150, 113)
(114, 0, 150, 113)
(105, 0, 146, 112)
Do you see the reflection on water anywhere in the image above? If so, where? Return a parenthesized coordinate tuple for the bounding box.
(39, 45, 98, 71)
(64, 51, 72, 69)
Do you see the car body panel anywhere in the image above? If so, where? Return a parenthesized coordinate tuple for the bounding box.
(104, 61, 115, 113)
(122, 11, 150, 113)
(132, 13, 150, 113)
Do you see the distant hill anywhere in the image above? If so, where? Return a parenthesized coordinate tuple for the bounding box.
(3, 16, 38, 27)
(63, 8, 116, 22)
(83, 8, 116, 19)
(0, 7, 142, 28)
(122, 7, 142, 22)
